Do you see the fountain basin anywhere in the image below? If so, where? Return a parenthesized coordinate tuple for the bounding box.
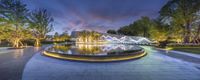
(43, 44, 147, 62)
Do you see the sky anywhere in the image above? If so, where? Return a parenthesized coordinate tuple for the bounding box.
(22, 0, 168, 35)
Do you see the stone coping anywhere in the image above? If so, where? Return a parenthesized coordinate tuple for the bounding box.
(42, 50, 147, 62)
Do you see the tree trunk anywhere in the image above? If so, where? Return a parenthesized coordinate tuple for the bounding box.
(192, 25, 200, 43)
(16, 40, 19, 48)
(13, 39, 21, 48)
(13, 24, 22, 48)
(183, 22, 191, 43)
(35, 39, 41, 47)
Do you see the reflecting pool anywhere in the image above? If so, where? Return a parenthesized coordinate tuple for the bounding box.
(43, 44, 146, 62)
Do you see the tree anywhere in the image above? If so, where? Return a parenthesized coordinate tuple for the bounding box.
(117, 16, 155, 37)
(0, 18, 6, 42)
(28, 9, 54, 47)
(53, 32, 59, 41)
(0, 25, 7, 43)
(149, 19, 169, 42)
(134, 16, 154, 37)
(76, 30, 101, 43)
(193, 25, 200, 43)
(77, 30, 88, 42)
(118, 25, 138, 36)
(59, 32, 70, 41)
(107, 30, 117, 34)
(160, 0, 200, 43)
(91, 31, 101, 42)
(0, 0, 30, 48)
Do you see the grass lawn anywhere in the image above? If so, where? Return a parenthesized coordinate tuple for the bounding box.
(172, 47, 200, 54)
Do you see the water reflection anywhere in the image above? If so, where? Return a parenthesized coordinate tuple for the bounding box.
(13, 49, 24, 59)
(53, 45, 71, 52)
(76, 44, 102, 55)
(48, 44, 142, 56)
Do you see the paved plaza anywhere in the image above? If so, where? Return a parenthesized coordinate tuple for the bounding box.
(0, 46, 200, 80)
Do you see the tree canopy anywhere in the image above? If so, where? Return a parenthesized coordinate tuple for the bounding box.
(160, 0, 200, 43)
(0, 0, 54, 48)
(107, 30, 117, 34)
(112, 0, 200, 44)
(28, 9, 54, 47)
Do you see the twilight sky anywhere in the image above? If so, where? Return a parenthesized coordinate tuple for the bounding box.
(22, 0, 168, 34)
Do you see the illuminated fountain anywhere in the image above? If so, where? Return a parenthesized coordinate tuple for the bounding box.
(43, 44, 146, 62)
(43, 31, 148, 62)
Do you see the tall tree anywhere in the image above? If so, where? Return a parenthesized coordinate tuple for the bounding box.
(160, 0, 200, 43)
(118, 16, 155, 37)
(149, 19, 169, 42)
(135, 16, 154, 37)
(77, 31, 101, 43)
(0, 0, 30, 48)
(28, 9, 53, 47)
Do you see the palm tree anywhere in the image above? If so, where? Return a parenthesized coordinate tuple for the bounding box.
(28, 9, 53, 47)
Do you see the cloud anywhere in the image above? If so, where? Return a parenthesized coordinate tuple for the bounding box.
(23, 0, 168, 34)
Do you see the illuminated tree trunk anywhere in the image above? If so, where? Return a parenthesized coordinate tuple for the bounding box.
(35, 38, 41, 47)
(13, 39, 22, 48)
(13, 24, 23, 48)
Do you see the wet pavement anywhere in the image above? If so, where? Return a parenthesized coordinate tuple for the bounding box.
(22, 46, 200, 80)
(0, 46, 200, 80)
(0, 46, 46, 80)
